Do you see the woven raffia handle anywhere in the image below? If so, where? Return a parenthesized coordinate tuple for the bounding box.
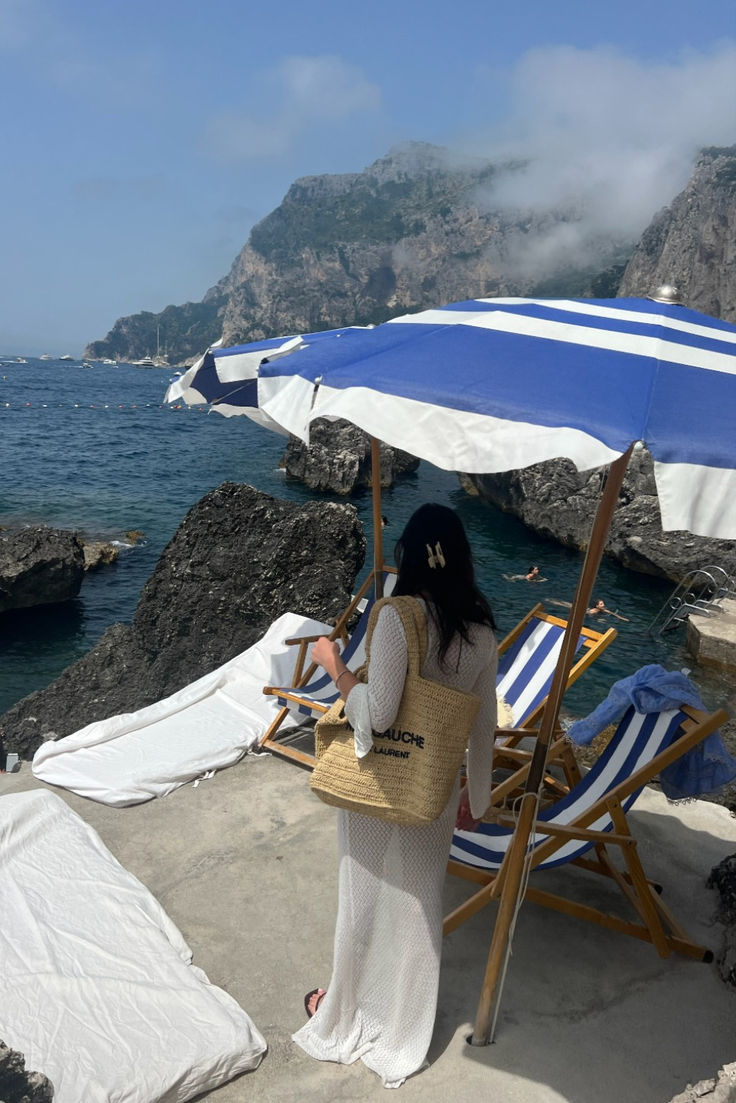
(365, 595, 428, 676)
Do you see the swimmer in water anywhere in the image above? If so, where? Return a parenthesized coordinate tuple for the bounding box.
(525, 565, 547, 582)
(587, 598, 629, 621)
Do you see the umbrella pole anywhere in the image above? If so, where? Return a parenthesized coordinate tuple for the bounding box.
(470, 444, 634, 1046)
(370, 436, 385, 599)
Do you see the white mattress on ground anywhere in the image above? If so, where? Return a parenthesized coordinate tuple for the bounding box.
(0, 789, 267, 1103)
(32, 612, 331, 806)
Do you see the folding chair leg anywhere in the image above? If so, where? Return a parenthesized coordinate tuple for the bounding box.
(443, 856, 511, 936)
(260, 714, 317, 769)
(260, 705, 293, 748)
(607, 799, 672, 958)
(260, 738, 316, 770)
(643, 877, 713, 961)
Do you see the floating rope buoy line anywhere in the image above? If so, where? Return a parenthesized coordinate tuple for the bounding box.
(1, 402, 209, 411)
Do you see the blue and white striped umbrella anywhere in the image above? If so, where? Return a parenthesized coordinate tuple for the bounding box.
(165, 327, 368, 432)
(201, 294, 736, 1041)
(256, 297, 736, 540)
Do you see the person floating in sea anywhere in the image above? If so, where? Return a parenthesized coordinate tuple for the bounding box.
(525, 565, 547, 582)
(503, 564, 548, 583)
(587, 598, 629, 621)
(547, 597, 629, 622)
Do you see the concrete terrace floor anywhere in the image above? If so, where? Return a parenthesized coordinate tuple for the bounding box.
(2, 753, 736, 1103)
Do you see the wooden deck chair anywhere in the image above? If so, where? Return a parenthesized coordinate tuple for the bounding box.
(495, 603, 617, 730)
(262, 595, 612, 769)
(445, 703, 729, 961)
(260, 567, 397, 766)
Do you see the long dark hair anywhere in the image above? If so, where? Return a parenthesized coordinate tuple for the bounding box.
(393, 503, 496, 663)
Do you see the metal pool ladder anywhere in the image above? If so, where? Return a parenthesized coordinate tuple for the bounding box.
(649, 562, 736, 635)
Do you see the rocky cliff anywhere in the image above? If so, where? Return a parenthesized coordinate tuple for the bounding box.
(84, 143, 631, 363)
(85, 143, 735, 366)
(85, 299, 226, 366)
(619, 146, 736, 321)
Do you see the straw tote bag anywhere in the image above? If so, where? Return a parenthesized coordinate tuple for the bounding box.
(311, 595, 481, 825)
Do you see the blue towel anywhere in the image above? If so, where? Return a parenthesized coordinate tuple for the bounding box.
(568, 664, 736, 800)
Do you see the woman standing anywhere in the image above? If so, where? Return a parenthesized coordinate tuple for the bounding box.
(293, 503, 498, 1088)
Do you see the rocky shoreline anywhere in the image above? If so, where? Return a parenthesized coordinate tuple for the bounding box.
(0, 484, 366, 760)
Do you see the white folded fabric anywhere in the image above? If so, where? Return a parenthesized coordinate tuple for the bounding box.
(0, 790, 267, 1102)
(32, 612, 331, 805)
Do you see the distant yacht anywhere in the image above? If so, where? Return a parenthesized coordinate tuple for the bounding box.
(132, 356, 156, 367)
(40, 354, 53, 360)
(59, 354, 74, 361)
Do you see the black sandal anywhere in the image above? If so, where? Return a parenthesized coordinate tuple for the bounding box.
(304, 988, 326, 1018)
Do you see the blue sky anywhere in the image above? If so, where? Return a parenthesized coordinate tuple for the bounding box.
(1, 0, 735, 355)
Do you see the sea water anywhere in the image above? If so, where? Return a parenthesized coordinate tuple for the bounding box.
(0, 358, 727, 719)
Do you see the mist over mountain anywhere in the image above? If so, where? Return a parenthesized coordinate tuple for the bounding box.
(84, 141, 736, 365)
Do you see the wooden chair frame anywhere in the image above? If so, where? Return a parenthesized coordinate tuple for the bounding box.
(260, 567, 397, 767)
(445, 705, 730, 962)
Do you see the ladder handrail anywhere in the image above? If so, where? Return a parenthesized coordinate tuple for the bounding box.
(649, 563, 736, 636)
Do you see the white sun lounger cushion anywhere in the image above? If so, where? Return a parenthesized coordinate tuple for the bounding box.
(32, 611, 332, 806)
(0, 789, 267, 1102)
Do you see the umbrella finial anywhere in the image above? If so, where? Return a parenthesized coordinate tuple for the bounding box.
(649, 284, 683, 304)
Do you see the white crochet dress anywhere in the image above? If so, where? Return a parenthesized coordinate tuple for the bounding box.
(292, 599, 498, 1088)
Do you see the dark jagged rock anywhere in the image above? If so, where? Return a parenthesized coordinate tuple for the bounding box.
(283, 419, 420, 495)
(462, 447, 735, 582)
(0, 1041, 54, 1103)
(669, 1063, 736, 1103)
(0, 483, 366, 760)
(708, 853, 736, 988)
(0, 527, 86, 613)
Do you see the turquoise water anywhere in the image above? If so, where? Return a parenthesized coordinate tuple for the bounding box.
(0, 358, 728, 717)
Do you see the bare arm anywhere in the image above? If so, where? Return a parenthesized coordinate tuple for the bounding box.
(311, 636, 360, 697)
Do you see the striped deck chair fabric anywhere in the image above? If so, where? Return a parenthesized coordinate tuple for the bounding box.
(495, 606, 616, 728)
(451, 707, 686, 871)
(270, 570, 396, 718)
(446, 700, 729, 967)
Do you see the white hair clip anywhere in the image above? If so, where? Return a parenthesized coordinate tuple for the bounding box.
(426, 542, 446, 569)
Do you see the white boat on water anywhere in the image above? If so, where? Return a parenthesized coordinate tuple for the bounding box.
(132, 356, 156, 367)
(40, 354, 53, 360)
(59, 354, 74, 361)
